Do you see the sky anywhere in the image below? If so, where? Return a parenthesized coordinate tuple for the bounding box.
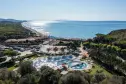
(0, 0, 126, 21)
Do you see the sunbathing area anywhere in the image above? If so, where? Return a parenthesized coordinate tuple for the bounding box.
(39, 45, 68, 54)
(32, 55, 92, 72)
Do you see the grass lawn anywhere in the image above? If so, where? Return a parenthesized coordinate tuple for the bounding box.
(29, 55, 48, 61)
(8, 66, 16, 71)
(90, 63, 112, 77)
(30, 55, 38, 59)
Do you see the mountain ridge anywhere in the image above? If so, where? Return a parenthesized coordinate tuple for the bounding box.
(0, 18, 26, 22)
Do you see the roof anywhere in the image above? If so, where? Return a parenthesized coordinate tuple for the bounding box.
(5, 37, 42, 43)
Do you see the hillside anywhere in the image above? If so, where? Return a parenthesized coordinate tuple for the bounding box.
(0, 21, 35, 42)
(108, 29, 126, 41)
(0, 18, 26, 22)
(84, 29, 126, 76)
(93, 29, 126, 49)
(108, 29, 126, 49)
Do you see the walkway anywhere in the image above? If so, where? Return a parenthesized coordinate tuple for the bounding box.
(79, 43, 89, 57)
(0, 56, 11, 65)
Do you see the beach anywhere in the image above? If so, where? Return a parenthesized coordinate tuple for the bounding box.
(21, 21, 58, 37)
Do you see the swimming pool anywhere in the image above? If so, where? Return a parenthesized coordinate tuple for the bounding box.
(33, 55, 88, 70)
(69, 62, 87, 70)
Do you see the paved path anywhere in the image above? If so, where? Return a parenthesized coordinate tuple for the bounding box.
(79, 43, 89, 57)
(0, 56, 11, 65)
(18, 50, 33, 57)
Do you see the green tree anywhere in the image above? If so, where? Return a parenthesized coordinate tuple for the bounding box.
(39, 66, 61, 84)
(92, 73, 106, 84)
(59, 71, 89, 84)
(0, 68, 17, 84)
(18, 61, 36, 77)
(108, 75, 126, 84)
(121, 49, 126, 59)
(3, 49, 17, 56)
(17, 74, 38, 84)
(0, 79, 15, 84)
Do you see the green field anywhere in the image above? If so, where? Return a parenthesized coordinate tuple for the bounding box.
(8, 66, 17, 71)
(90, 63, 112, 77)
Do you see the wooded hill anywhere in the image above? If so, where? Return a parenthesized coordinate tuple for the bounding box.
(0, 21, 35, 42)
(84, 29, 126, 76)
(108, 29, 126, 41)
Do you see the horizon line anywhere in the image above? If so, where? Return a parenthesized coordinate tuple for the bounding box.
(1, 18, 126, 22)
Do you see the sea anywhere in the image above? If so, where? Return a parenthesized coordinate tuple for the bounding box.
(24, 21, 126, 39)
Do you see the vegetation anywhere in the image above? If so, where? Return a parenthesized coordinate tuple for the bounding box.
(59, 71, 89, 84)
(0, 68, 18, 84)
(3, 49, 18, 57)
(0, 57, 6, 62)
(0, 21, 35, 42)
(82, 29, 126, 77)
(0, 61, 126, 84)
(56, 40, 82, 51)
(60, 47, 65, 54)
(17, 74, 38, 84)
(90, 64, 112, 77)
(108, 29, 126, 41)
(8, 66, 16, 71)
(53, 47, 58, 54)
(93, 29, 126, 49)
(18, 61, 36, 76)
(83, 42, 126, 76)
(39, 66, 61, 84)
(47, 48, 51, 53)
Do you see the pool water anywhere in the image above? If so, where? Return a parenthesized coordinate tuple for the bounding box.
(47, 56, 87, 70)
(69, 62, 87, 70)
(33, 55, 87, 70)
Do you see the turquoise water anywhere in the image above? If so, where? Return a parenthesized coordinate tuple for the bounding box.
(48, 56, 87, 70)
(33, 56, 87, 70)
(45, 21, 126, 38)
(69, 62, 87, 70)
(49, 56, 72, 66)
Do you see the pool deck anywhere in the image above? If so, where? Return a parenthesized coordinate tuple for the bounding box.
(32, 55, 92, 72)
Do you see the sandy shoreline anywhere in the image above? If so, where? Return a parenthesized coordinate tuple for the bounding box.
(21, 21, 58, 37)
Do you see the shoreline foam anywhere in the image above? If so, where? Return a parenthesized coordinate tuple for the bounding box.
(21, 20, 58, 36)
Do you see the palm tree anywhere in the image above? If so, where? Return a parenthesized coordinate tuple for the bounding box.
(47, 48, 51, 53)
(60, 47, 65, 54)
(53, 47, 58, 54)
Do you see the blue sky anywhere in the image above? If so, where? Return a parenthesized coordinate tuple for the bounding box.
(0, 0, 126, 21)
